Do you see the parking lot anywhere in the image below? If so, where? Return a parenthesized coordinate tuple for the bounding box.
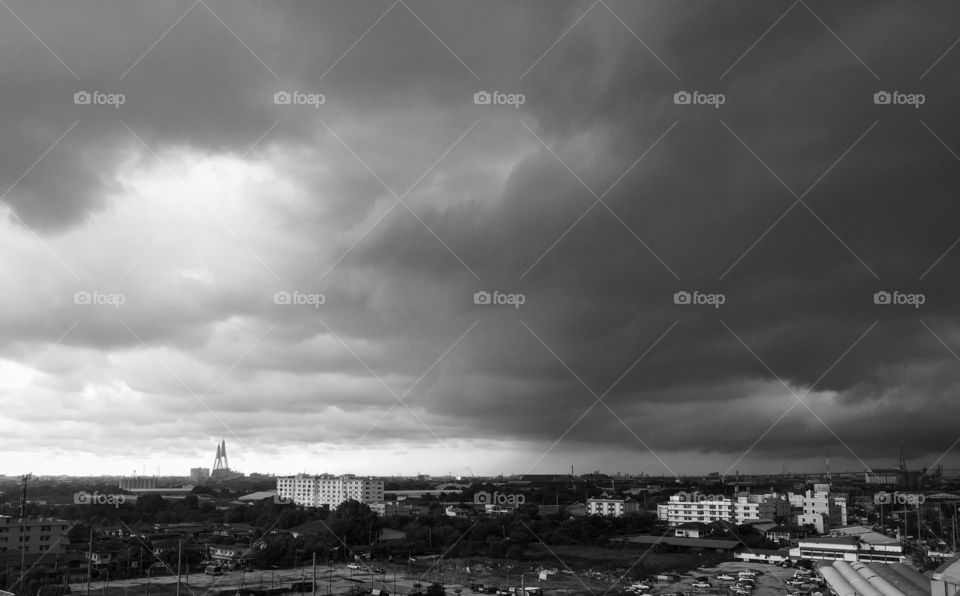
(622, 561, 813, 596)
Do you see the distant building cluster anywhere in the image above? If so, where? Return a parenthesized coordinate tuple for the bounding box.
(118, 476, 157, 490)
(276, 474, 384, 508)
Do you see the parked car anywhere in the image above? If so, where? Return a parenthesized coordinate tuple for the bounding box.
(717, 575, 736, 581)
(786, 580, 806, 587)
(692, 582, 711, 589)
(347, 564, 360, 570)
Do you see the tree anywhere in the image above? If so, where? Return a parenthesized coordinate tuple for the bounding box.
(426, 583, 445, 596)
(329, 500, 382, 546)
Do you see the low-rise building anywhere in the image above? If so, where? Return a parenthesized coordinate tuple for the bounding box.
(793, 527, 904, 563)
(587, 495, 638, 517)
(673, 522, 712, 538)
(207, 544, 254, 569)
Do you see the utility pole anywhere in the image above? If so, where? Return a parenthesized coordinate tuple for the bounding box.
(176, 536, 182, 596)
(18, 473, 31, 593)
(312, 552, 317, 596)
(85, 527, 93, 596)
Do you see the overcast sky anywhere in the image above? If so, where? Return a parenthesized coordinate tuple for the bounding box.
(2, 0, 960, 479)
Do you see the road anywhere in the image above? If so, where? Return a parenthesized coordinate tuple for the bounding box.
(70, 562, 464, 595)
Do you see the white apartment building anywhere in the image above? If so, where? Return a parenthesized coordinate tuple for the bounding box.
(657, 492, 789, 526)
(276, 474, 384, 508)
(587, 496, 639, 517)
(795, 489, 847, 533)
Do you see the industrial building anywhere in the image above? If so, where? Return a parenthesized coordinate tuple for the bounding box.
(276, 474, 384, 508)
(820, 560, 929, 596)
(792, 526, 905, 564)
(932, 557, 960, 596)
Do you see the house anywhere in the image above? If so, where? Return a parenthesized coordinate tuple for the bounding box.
(707, 519, 739, 536)
(207, 544, 254, 569)
(765, 524, 807, 543)
(377, 528, 407, 543)
(445, 505, 473, 518)
(213, 523, 258, 541)
(673, 522, 712, 538)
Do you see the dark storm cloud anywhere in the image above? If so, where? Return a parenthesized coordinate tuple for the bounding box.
(4, 0, 960, 474)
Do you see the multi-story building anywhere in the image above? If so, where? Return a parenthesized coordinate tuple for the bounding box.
(0, 516, 70, 555)
(276, 474, 384, 508)
(736, 495, 790, 523)
(587, 496, 639, 517)
(657, 492, 789, 526)
(795, 489, 847, 533)
(190, 468, 210, 483)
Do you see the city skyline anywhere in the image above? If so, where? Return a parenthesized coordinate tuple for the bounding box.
(1, 2, 959, 479)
